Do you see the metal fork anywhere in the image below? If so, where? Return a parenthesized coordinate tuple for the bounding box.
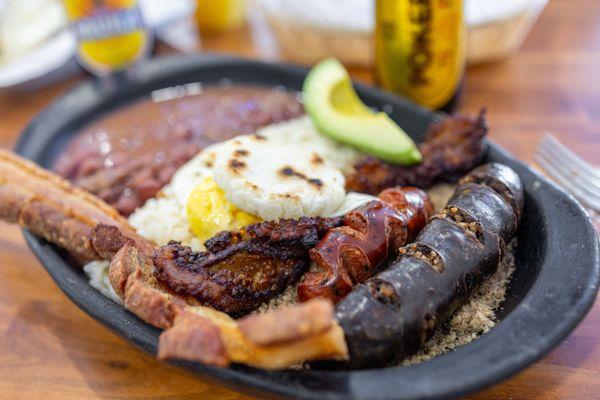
(534, 133, 600, 227)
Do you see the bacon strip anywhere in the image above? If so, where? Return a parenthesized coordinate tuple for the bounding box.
(298, 187, 433, 303)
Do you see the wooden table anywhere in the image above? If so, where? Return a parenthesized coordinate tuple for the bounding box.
(0, 0, 598, 398)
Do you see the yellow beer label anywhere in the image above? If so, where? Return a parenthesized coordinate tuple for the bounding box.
(376, 0, 465, 110)
(64, 0, 149, 73)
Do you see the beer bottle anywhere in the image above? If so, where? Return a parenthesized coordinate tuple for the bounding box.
(375, 0, 465, 111)
(63, 0, 152, 76)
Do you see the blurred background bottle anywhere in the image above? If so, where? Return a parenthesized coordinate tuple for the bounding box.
(195, 0, 246, 36)
(63, 0, 152, 75)
(375, 0, 465, 111)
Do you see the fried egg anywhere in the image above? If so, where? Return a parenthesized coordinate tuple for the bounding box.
(186, 176, 261, 242)
(129, 116, 372, 250)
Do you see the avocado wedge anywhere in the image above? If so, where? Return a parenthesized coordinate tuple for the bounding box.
(303, 58, 422, 165)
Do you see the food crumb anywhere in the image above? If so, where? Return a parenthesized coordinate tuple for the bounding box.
(256, 283, 299, 314)
(427, 183, 456, 211)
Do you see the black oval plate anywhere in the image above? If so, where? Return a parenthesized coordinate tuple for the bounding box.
(15, 54, 600, 400)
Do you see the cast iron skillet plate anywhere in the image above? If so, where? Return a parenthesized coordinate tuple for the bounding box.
(15, 54, 600, 400)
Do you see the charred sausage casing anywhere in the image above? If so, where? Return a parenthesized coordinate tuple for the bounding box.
(298, 187, 433, 303)
(336, 163, 523, 368)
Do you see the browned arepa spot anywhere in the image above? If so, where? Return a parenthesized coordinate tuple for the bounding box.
(311, 153, 324, 165)
(246, 182, 260, 191)
(203, 151, 217, 168)
(227, 158, 247, 174)
(278, 166, 324, 189)
(234, 149, 250, 157)
(308, 178, 324, 188)
(251, 133, 267, 141)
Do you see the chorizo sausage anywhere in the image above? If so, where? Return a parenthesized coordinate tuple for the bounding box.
(298, 187, 433, 303)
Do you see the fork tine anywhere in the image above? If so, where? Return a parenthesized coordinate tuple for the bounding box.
(535, 147, 600, 204)
(540, 134, 600, 180)
(534, 155, 600, 212)
(538, 140, 600, 191)
(539, 146, 600, 192)
(536, 145, 600, 198)
(540, 134, 600, 177)
(534, 152, 600, 212)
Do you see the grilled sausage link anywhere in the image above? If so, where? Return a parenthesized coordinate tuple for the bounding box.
(335, 163, 523, 368)
(297, 187, 433, 303)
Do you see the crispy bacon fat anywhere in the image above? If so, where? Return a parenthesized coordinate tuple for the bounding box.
(159, 298, 348, 370)
(346, 110, 488, 194)
(298, 187, 433, 303)
(110, 241, 348, 369)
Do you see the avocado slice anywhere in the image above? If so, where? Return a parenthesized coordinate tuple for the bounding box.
(303, 58, 422, 165)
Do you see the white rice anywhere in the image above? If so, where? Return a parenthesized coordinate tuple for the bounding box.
(83, 260, 122, 304)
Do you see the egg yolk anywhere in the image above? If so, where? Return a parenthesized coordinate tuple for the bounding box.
(186, 177, 261, 242)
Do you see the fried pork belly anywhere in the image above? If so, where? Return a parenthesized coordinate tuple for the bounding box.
(159, 299, 348, 369)
(0, 149, 154, 262)
(110, 241, 348, 368)
(346, 111, 488, 195)
(153, 216, 343, 316)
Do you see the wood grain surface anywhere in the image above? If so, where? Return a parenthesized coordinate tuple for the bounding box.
(0, 0, 598, 399)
